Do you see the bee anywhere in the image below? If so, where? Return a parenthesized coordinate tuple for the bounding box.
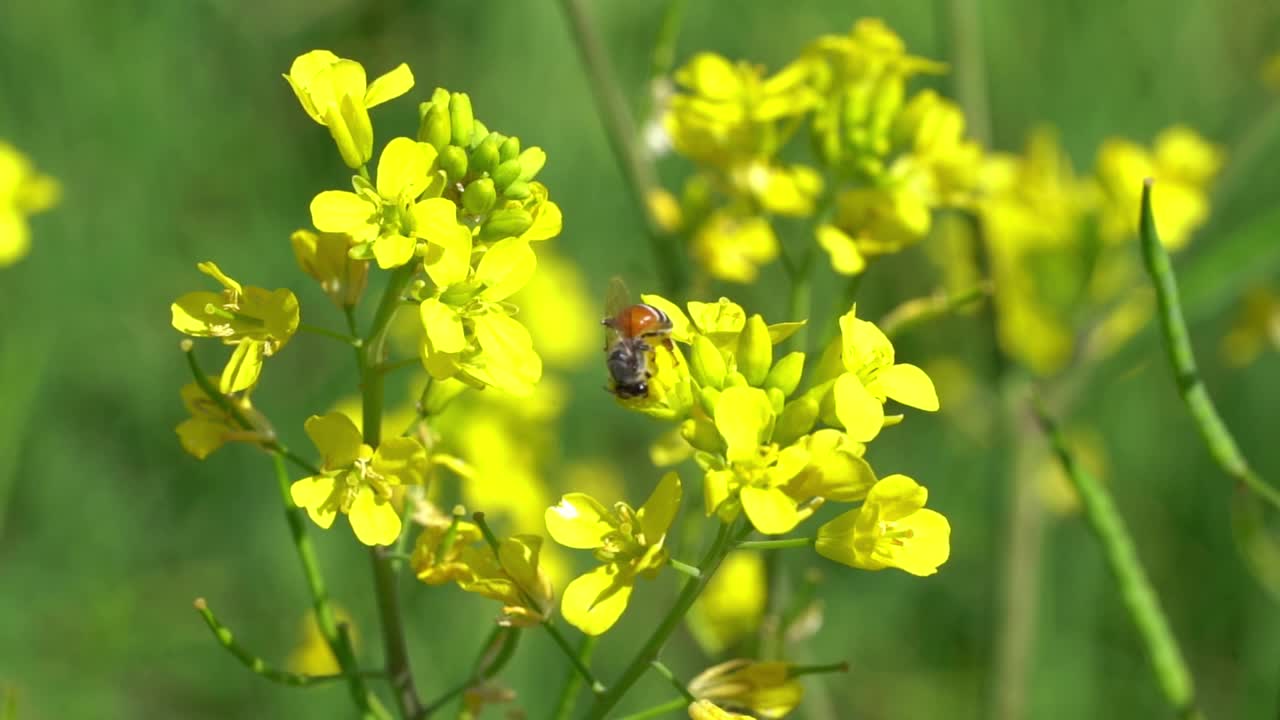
(602, 277, 674, 399)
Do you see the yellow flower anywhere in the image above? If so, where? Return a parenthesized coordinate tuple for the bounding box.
(689, 660, 804, 720)
(290, 229, 369, 308)
(816, 170, 932, 276)
(309, 137, 446, 269)
(175, 379, 269, 460)
(689, 551, 767, 654)
(512, 251, 597, 369)
(458, 534, 556, 627)
(170, 262, 300, 392)
(0, 141, 59, 267)
(830, 306, 938, 442)
(688, 699, 757, 720)
(816, 474, 950, 576)
(1221, 286, 1280, 367)
(284, 50, 414, 169)
(545, 472, 682, 635)
(289, 413, 426, 546)
(692, 210, 779, 284)
(893, 89, 983, 204)
(1095, 125, 1223, 250)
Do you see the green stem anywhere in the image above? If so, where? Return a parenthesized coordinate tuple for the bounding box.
(1034, 403, 1202, 720)
(585, 520, 739, 719)
(649, 660, 695, 703)
(647, 0, 686, 92)
(419, 627, 520, 719)
(557, 0, 685, 294)
(880, 283, 991, 340)
(616, 698, 687, 720)
(1138, 179, 1280, 510)
(193, 598, 383, 687)
(271, 454, 386, 718)
(668, 557, 701, 578)
(737, 537, 813, 551)
(299, 323, 362, 346)
(551, 636, 597, 720)
(790, 661, 849, 678)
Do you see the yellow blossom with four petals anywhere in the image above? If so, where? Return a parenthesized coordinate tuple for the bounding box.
(816, 474, 950, 576)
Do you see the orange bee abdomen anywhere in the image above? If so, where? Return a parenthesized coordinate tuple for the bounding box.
(612, 304, 671, 338)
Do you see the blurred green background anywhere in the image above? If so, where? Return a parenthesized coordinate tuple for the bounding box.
(3, 0, 1280, 718)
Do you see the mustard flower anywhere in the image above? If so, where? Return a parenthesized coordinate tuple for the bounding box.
(290, 229, 369, 308)
(688, 699, 756, 720)
(692, 210, 779, 284)
(175, 379, 268, 459)
(545, 472, 682, 635)
(285, 50, 414, 169)
(689, 551, 767, 653)
(689, 660, 804, 720)
(289, 412, 427, 546)
(816, 474, 950, 576)
(829, 306, 937, 442)
(0, 141, 59, 267)
(413, 516, 487, 585)
(816, 165, 932, 276)
(170, 262, 300, 393)
(309, 136, 446, 269)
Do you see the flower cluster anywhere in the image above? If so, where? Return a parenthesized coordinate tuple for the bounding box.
(0, 141, 59, 267)
(659, 19, 982, 282)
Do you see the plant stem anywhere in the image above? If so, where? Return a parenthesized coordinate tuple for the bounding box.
(1034, 403, 1203, 720)
(551, 636, 597, 720)
(790, 661, 850, 678)
(880, 283, 991, 339)
(668, 557, 702, 578)
(420, 627, 520, 719)
(1138, 179, 1280, 510)
(557, 0, 685, 294)
(616, 698, 687, 720)
(299, 323, 362, 346)
(585, 520, 739, 719)
(649, 659, 695, 702)
(193, 597, 383, 687)
(737, 537, 813, 551)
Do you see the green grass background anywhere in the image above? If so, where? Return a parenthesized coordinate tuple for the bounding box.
(2, 0, 1280, 718)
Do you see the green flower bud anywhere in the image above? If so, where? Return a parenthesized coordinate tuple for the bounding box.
(773, 397, 818, 446)
(764, 351, 805, 397)
(480, 207, 533, 241)
(417, 101, 432, 123)
(680, 416, 724, 454)
(439, 145, 468, 182)
(462, 178, 497, 215)
(767, 387, 786, 415)
(518, 147, 546, 181)
(449, 92, 474, 147)
(468, 119, 489, 148)
(689, 335, 726, 389)
(502, 180, 531, 199)
(430, 87, 450, 105)
(698, 385, 720, 417)
(736, 314, 773, 386)
(492, 158, 522, 192)
(499, 136, 521, 163)
(724, 371, 748, 389)
(420, 103, 451, 150)
(469, 133, 502, 174)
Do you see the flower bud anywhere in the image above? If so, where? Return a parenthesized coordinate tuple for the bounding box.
(698, 385, 720, 417)
(449, 92, 474, 147)
(419, 103, 451, 150)
(518, 147, 546, 181)
(767, 387, 786, 415)
(764, 351, 805, 397)
(724, 371, 748, 389)
(502, 180, 531, 199)
(439, 145, 469, 183)
(773, 397, 818, 446)
(499, 136, 521, 163)
(462, 178, 497, 215)
(469, 133, 502, 174)
(468, 119, 489, 148)
(681, 416, 724, 454)
(492, 158, 522, 192)
(479, 207, 533, 241)
(689, 335, 727, 389)
(737, 314, 773, 386)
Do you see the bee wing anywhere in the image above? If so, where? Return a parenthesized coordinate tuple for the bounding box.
(602, 275, 632, 329)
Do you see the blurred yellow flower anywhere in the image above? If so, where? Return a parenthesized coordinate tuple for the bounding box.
(175, 379, 267, 459)
(290, 229, 369, 308)
(0, 141, 59, 267)
(689, 551, 767, 654)
(1220, 286, 1280, 368)
(816, 474, 950, 576)
(692, 210, 778, 284)
(287, 606, 356, 676)
(689, 660, 804, 720)
(688, 699, 756, 720)
(284, 50, 414, 168)
(513, 251, 597, 369)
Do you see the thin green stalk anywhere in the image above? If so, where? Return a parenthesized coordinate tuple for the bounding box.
(419, 626, 520, 719)
(647, 0, 686, 91)
(880, 284, 991, 339)
(790, 661, 849, 678)
(737, 537, 813, 551)
(668, 557, 701, 578)
(1034, 403, 1202, 720)
(193, 598, 383, 687)
(585, 520, 739, 719)
(557, 0, 685, 294)
(649, 660, 695, 703)
(1138, 179, 1280, 510)
(551, 636, 597, 720)
(299, 323, 362, 346)
(270, 454, 385, 718)
(616, 698, 687, 720)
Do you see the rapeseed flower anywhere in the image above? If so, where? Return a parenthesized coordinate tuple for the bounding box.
(829, 306, 938, 442)
(0, 141, 59, 267)
(816, 474, 950, 576)
(689, 660, 803, 720)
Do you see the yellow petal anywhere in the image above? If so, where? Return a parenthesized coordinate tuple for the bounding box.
(304, 412, 365, 468)
(561, 564, 634, 636)
(348, 487, 401, 546)
(419, 298, 466, 353)
(675, 53, 742, 99)
(817, 223, 867, 276)
(170, 291, 225, 335)
(219, 338, 264, 393)
(636, 471, 682, 544)
(0, 210, 30, 267)
(414, 198, 472, 287)
(475, 237, 536, 301)
(372, 233, 417, 269)
(866, 474, 929, 520)
(176, 418, 226, 460)
(310, 191, 373, 234)
(833, 373, 883, 442)
(373, 437, 427, 486)
(290, 475, 338, 529)
(364, 63, 414, 108)
(545, 493, 613, 549)
(895, 508, 951, 576)
(376, 137, 435, 201)
(876, 363, 939, 411)
(740, 486, 801, 535)
(713, 386, 774, 463)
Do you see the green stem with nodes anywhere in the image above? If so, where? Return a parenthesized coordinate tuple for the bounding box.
(299, 323, 362, 346)
(550, 636, 597, 720)
(270, 453, 387, 719)
(358, 264, 426, 720)
(1033, 402, 1203, 720)
(471, 513, 606, 694)
(649, 660, 695, 702)
(1138, 179, 1280, 510)
(737, 537, 813, 551)
(585, 519, 740, 719)
(880, 283, 991, 340)
(193, 597, 384, 687)
(616, 698, 687, 720)
(557, 0, 685, 295)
